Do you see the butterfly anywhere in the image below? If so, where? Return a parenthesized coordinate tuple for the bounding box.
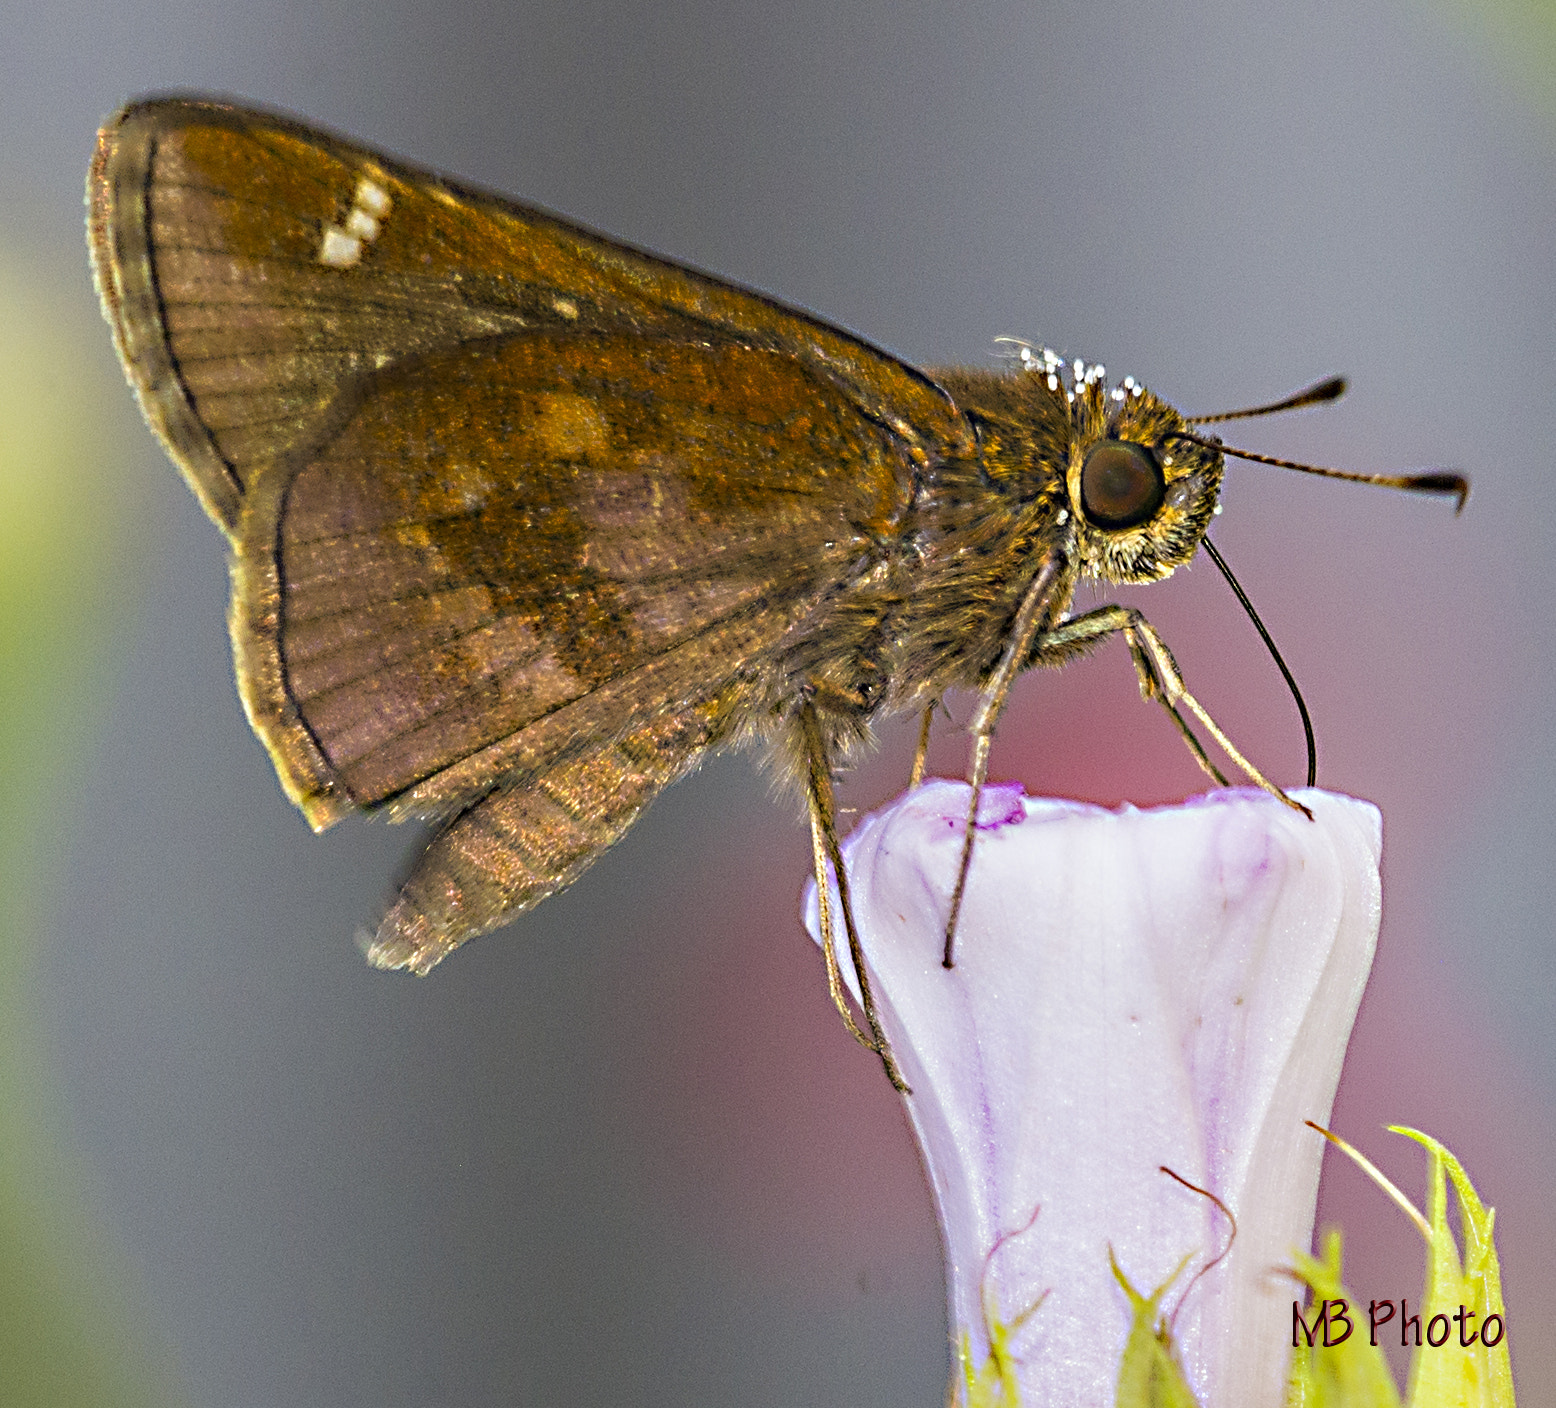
(88, 96, 1464, 1089)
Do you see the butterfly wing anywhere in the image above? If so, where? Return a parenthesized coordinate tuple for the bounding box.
(89, 96, 978, 965)
(229, 328, 912, 826)
(365, 707, 734, 975)
(88, 96, 968, 533)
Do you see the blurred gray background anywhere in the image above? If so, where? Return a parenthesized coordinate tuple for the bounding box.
(2, 1, 1552, 1404)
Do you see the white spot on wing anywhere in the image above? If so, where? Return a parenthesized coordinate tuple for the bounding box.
(318, 172, 395, 267)
(355, 177, 392, 218)
(319, 226, 362, 267)
(344, 208, 380, 240)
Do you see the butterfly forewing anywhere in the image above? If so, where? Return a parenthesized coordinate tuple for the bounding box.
(89, 97, 968, 534)
(90, 107, 513, 529)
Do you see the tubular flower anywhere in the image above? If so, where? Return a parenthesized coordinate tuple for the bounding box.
(806, 781, 1383, 1407)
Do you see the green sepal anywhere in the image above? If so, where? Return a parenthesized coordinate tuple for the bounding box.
(1111, 1247, 1202, 1408)
(1286, 1232, 1401, 1408)
(953, 1280, 1048, 1407)
(952, 1249, 1206, 1408)
(955, 1324, 1021, 1408)
(1390, 1127, 1515, 1408)
(1286, 1130, 1515, 1408)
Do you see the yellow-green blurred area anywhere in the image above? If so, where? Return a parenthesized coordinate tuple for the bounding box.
(3, 1, 1556, 1405)
(1440, 0, 1556, 114)
(0, 250, 185, 1403)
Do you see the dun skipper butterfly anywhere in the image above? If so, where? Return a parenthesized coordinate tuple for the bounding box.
(88, 96, 1464, 1089)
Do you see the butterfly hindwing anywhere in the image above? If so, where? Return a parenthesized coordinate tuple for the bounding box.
(366, 701, 740, 973)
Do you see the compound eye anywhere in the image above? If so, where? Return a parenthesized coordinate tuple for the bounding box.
(1079, 440, 1166, 529)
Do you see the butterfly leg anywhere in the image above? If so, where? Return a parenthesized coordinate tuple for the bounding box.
(943, 558, 1066, 965)
(797, 700, 910, 1094)
(1036, 604, 1312, 819)
(908, 700, 937, 790)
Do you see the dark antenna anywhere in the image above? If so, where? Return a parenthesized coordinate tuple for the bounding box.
(1169, 430, 1469, 512)
(1201, 537, 1317, 788)
(1173, 374, 1465, 785)
(1186, 374, 1348, 424)
(1173, 374, 1468, 510)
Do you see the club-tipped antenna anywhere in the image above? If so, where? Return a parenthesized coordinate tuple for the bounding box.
(1168, 430, 1469, 513)
(1186, 375, 1348, 424)
(1201, 537, 1316, 788)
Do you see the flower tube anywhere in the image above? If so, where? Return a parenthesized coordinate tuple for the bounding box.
(806, 781, 1383, 1407)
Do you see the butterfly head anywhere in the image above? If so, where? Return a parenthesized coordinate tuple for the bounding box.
(1011, 347, 1224, 586)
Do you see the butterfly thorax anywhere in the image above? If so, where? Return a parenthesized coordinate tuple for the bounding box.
(852, 361, 1223, 708)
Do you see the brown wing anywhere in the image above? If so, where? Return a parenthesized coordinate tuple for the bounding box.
(88, 96, 980, 966)
(365, 705, 737, 975)
(87, 95, 970, 535)
(231, 330, 914, 831)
